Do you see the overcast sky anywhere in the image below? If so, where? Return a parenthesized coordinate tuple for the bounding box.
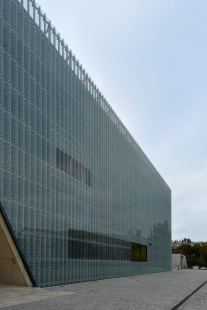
(36, 0, 207, 242)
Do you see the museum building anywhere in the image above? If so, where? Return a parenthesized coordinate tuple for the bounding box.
(0, 0, 171, 287)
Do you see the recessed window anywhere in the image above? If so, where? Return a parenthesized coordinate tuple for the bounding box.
(131, 243, 147, 261)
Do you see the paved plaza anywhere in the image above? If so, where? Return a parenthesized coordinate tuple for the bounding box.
(0, 270, 207, 309)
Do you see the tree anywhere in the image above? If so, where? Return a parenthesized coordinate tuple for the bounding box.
(181, 238, 191, 244)
(199, 243, 207, 264)
(192, 243, 201, 257)
(172, 242, 207, 268)
(173, 244, 192, 255)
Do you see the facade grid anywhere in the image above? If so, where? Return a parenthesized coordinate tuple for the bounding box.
(0, 0, 171, 287)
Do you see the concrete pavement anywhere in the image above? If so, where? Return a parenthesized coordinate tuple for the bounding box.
(0, 270, 207, 309)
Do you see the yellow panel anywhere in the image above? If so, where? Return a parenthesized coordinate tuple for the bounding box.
(132, 243, 141, 260)
(141, 245, 147, 261)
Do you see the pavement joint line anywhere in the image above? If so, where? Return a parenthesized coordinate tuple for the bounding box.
(170, 280, 207, 310)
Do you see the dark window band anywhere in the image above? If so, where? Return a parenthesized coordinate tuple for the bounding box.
(68, 229, 147, 261)
(56, 148, 91, 187)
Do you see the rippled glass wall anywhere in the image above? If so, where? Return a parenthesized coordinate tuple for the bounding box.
(0, 0, 171, 287)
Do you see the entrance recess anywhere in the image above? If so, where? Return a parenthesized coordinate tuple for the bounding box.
(0, 203, 34, 286)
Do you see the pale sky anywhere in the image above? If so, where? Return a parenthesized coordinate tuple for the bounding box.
(36, 0, 207, 242)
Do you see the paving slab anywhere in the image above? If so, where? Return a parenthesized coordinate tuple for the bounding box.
(0, 270, 207, 310)
(0, 285, 74, 309)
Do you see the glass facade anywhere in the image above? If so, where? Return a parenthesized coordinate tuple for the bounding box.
(0, 0, 171, 287)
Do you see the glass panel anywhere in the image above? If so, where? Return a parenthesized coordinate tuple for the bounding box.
(60, 150, 64, 171)
(24, 99, 31, 125)
(3, 0, 10, 23)
(18, 93, 24, 121)
(4, 111, 11, 141)
(24, 44, 30, 72)
(56, 148, 60, 169)
(24, 17, 30, 45)
(18, 121, 25, 149)
(17, 37, 23, 66)
(10, 1, 17, 30)
(17, 9, 23, 37)
(3, 141, 11, 170)
(11, 59, 17, 87)
(11, 144, 18, 173)
(18, 65, 23, 93)
(3, 51, 10, 82)
(3, 22, 10, 52)
(11, 115, 17, 145)
(3, 82, 11, 112)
